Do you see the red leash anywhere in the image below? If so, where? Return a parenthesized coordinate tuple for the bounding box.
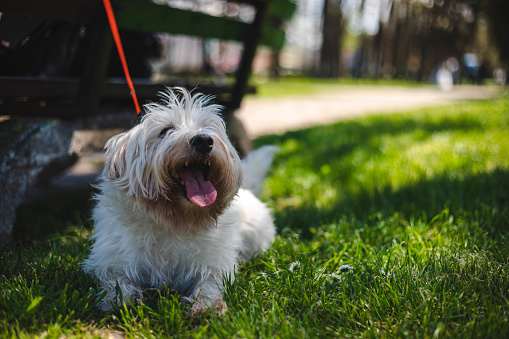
(102, 0, 142, 117)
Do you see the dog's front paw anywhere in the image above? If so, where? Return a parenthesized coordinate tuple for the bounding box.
(213, 297, 228, 315)
(99, 279, 143, 311)
(190, 297, 228, 316)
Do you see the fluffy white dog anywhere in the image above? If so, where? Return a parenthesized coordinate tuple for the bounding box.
(82, 88, 277, 314)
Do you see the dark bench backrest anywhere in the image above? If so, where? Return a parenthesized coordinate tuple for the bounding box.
(0, 0, 296, 117)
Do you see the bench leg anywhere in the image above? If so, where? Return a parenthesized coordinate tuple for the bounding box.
(226, 1, 268, 157)
(230, 1, 269, 110)
(76, 20, 113, 118)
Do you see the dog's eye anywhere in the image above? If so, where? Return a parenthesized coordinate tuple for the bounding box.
(159, 126, 174, 138)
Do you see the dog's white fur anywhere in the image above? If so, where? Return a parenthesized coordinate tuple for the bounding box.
(82, 88, 276, 314)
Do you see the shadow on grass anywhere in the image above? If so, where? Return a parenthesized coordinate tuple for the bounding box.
(13, 187, 95, 244)
(256, 113, 483, 174)
(273, 168, 509, 233)
(255, 113, 508, 241)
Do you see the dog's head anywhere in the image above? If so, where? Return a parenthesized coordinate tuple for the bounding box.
(103, 88, 243, 232)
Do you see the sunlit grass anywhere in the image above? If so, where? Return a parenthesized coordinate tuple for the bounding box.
(251, 76, 426, 98)
(258, 96, 508, 223)
(1, 94, 508, 337)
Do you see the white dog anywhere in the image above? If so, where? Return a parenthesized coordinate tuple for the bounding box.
(82, 88, 277, 314)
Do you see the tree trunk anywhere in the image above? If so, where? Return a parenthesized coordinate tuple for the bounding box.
(319, 0, 343, 78)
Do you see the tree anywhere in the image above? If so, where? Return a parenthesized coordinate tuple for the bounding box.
(483, 0, 509, 68)
(319, 0, 344, 78)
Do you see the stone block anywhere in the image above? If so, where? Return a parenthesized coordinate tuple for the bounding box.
(0, 118, 74, 247)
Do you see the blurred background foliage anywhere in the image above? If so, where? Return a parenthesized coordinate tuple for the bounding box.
(2, 0, 507, 85)
(151, 0, 509, 85)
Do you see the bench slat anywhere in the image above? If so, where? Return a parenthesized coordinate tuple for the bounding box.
(0, 0, 100, 24)
(0, 76, 254, 98)
(115, 0, 288, 48)
(116, 1, 248, 42)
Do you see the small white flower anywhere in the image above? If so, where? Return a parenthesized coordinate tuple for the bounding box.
(329, 273, 342, 281)
(289, 261, 301, 272)
(381, 269, 392, 278)
(339, 264, 353, 272)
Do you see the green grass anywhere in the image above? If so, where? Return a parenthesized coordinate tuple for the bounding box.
(250, 76, 425, 98)
(2, 93, 509, 338)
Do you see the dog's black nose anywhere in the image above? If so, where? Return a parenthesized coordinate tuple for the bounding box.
(190, 134, 214, 154)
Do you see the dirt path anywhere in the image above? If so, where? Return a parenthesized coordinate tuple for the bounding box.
(235, 85, 502, 137)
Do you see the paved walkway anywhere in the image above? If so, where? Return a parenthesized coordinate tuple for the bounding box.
(29, 84, 503, 195)
(236, 85, 502, 137)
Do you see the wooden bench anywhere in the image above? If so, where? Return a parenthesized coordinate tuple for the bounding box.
(0, 0, 296, 119)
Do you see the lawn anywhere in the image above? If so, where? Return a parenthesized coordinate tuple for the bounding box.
(1, 92, 508, 338)
(250, 76, 423, 98)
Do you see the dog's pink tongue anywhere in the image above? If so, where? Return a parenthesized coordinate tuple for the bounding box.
(179, 168, 217, 207)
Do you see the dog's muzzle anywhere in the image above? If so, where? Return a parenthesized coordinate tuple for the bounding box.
(190, 134, 213, 155)
(172, 134, 216, 208)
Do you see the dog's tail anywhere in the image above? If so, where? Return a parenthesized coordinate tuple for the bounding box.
(241, 145, 279, 196)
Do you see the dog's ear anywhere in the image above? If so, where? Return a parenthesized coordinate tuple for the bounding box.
(107, 146, 127, 180)
(104, 134, 128, 180)
(103, 132, 160, 200)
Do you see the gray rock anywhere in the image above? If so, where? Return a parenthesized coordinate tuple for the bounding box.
(0, 118, 74, 248)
